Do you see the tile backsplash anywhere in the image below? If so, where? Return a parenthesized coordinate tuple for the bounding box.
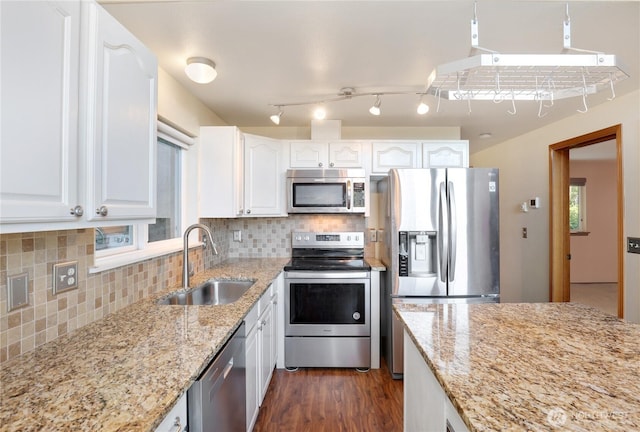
(1, 214, 373, 363)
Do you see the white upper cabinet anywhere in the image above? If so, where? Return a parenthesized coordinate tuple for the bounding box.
(289, 141, 363, 168)
(1, 1, 81, 225)
(83, 2, 157, 222)
(0, 0, 157, 233)
(199, 127, 287, 218)
(422, 140, 469, 168)
(243, 134, 287, 216)
(370, 142, 421, 175)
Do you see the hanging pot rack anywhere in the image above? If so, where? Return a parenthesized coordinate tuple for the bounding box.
(426, 3, 629, 113)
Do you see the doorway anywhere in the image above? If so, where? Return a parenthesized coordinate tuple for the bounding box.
(549, 125, 624, 318)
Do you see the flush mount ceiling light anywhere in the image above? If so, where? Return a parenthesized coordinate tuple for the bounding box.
(185, 57, 217, 84)
(369, 95, 382, 116)
(267, 87, 429, 124)
(270, 106, 284, 125)
(426, 3, 628, 116)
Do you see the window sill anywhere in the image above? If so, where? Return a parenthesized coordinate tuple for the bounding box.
(90, 238, 203, 274)
(570, 231, 590, 237)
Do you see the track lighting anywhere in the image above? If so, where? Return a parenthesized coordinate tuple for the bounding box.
(417, 96, 430, 115)
(369, 95, 381, 116)
(184, 57, 217, 84)
(270, 107, 283, 125)
(267, 87, 431, 123)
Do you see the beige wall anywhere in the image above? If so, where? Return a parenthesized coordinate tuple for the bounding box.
(241, 126, 461, 140)
(157, 67, 228, 136)
(471, 90, 640, 322)
(570, 160, 618, 283)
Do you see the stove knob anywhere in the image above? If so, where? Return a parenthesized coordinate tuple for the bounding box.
(355, 235, 360, 241)
(304, 235, 310, 241)
(295, 235, 301, 241)
(346, 235, 351, 241)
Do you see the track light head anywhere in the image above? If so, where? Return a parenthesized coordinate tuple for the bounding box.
(417, 96, 430, 115)
(270, 107, 283, 125)
(369, 95, 381, 116)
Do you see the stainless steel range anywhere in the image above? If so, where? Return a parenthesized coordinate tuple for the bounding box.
(284, 231, 371, 368)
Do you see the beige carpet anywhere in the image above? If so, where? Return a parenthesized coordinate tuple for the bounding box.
(570, 283, 618, 316)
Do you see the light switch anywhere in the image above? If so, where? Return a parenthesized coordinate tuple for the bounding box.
(7, 272, 29, 311)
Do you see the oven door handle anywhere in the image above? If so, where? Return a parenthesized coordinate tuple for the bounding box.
(285, 271, 370, 279)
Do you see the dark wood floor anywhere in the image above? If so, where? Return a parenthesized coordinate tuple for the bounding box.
(253, 361, 403, 432)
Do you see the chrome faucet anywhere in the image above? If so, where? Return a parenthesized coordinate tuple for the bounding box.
(182, 223, 218, 289)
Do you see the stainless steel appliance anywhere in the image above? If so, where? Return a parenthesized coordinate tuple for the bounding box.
(380, 168, 500, 378)
(286, 169, 367, 214)
(188, 323, 246, 432)
(284, 231, 371, 368)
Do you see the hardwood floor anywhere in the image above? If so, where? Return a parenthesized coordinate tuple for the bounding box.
(254, 361, 403, 432)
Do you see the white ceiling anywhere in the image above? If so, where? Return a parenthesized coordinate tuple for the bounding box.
(101, 1, 640, 154)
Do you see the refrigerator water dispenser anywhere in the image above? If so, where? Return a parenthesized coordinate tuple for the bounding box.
(398, 231, 436, 277)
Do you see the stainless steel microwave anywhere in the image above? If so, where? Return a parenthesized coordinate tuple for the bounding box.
(287, 169, 367, 214)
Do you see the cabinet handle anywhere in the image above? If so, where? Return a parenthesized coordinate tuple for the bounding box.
(318, 162, 323, 167)
(169, 416, 184, 432)
(96, 206, 108, 217)
(70, 205, 84, 217)
(330, 162, 335, 167)
(246, 209, 251, 214)
(262, 320, 267, 326)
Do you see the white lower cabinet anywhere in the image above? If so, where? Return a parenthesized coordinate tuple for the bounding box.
(246, 283, 278, 432)
(154, 392, 187, 432)
(404, 330, 469, 432)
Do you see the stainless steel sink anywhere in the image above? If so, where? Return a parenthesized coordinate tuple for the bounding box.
(158, 279, 255, 305)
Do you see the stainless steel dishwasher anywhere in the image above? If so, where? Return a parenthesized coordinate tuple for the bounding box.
(188, 323, 246, 432)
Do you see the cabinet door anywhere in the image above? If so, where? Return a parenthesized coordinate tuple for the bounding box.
(289, 141, 327, 168)
(371, 142, 420, 174)
(84, 2, 157, 222)
(422, 140, 469, 168)
(154, 392, 187, 432)
(199, 126, 244, 218)
(258, 303, 275, 404)
(246, 323, 260, 432)
(0, 1, 81, 224)
(328, 142, 363, 168)
(244, 135, 286, 216)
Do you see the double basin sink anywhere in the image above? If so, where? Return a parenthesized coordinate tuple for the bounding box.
(158, 279, 256, 306)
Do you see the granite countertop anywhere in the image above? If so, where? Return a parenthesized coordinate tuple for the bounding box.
(395, 302, 640, 431)
(0, 257, 288, 432)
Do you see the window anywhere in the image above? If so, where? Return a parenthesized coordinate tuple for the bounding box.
(93, 121, 195, 270)
(569, 177, 587, 233)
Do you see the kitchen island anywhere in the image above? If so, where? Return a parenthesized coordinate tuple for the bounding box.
(395, 302, 640, 431)
(0, 257, 288, 432)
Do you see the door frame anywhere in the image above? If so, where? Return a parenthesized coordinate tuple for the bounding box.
(548, 124, 624, 317)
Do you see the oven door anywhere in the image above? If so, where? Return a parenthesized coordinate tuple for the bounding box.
(285, 272, 370, 337)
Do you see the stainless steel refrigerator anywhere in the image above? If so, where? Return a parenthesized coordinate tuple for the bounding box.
(379, 168, 500, 378)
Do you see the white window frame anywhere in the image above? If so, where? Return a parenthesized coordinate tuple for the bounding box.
(91, 120, 198, 273)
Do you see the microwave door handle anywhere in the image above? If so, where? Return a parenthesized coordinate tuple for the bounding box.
(346, 180, 352, 210)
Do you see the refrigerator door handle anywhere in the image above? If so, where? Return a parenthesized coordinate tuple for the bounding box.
(448, 181, 457, 282)
(439, 181, 448, 283)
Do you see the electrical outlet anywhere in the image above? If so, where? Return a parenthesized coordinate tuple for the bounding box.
(522, 227, 528, 239)
(369, 229, 377, 242)
(233, 230, 242, 242)
(53, 261, 78, 295)
(628, 237, 640, 254)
